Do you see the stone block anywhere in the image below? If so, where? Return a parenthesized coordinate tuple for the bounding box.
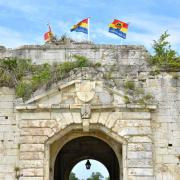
(0, 165, 14, 173)
(0, 155, 16, 164)
(128, 176, 154, 180)
(4, 174, 14, 180)
(117, 127, 152, 136)
(21, 168, 43, 177)
(162, 154, 179, 164)
(0, 87, 15, 94)
(72, 112, 82, 123)
(4, 132, 19, 141)
(128, 136, 152, 143)
(113, 120, 151, 132)
(90, 112, 100, 124)
(21, 112, 51, 120)
(20, 160, 43, 168)
(20, 120, 56, 128)
(128, 151, 152, 159)
(20, 144, 44, 152)
(0, 102, 14, 109)
(128, 168, 153, 176)
(128, 159, 153, 168)
(0, 118, 16, 125)
(98, 112, 110, 125)
(62, 112, 74, 125)
(128, 143, 152, 151)
(21, 128, 54, 136)
(105, 112, 122, 129)
(0, 94, 14, 101)
(19, 177, 43, 180)
(20, 152, 44, 160)
(0, 125, 17, 132)
(122, 112, 150, 120)
(20, 136, 48, 144)
(6, 148, 18, 156)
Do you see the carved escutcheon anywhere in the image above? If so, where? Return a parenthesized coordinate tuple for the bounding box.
(76, 81, 95, 103)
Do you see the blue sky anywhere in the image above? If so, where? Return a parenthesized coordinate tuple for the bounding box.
(0, 0, 180, 54)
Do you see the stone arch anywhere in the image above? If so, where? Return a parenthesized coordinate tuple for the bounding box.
(16, 79, 155, 180)
(44, 123, 127, 180)
(54, 136, 119, 180)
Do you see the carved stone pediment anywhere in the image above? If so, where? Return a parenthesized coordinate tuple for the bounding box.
(16, 80, 124, 107)
(15, 80, 156, 112)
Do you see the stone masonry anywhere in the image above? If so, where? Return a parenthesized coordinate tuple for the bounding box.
(0, 43, 179, 180)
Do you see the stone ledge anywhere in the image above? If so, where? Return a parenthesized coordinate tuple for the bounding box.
(16, 103, 157, 111)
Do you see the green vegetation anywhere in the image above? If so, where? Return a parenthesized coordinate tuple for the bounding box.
(14, 166, 21, 179)
(87, 172, 104, 180)
(69, 172, 79, 180)
(69, 172, 107, 180)
(124, 80, 135, 90)
(0, 55, 99, 100)
(172, 73, 180, 79)
(123, 80, 154, 105)
(150, 31, 180, 72)
(73, 55, 90, 67)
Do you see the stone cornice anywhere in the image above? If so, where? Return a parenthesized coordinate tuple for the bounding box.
(16, 103, 157, 112)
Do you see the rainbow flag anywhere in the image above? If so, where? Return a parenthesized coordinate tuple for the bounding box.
(70, 18, 88, 34)
(109, 19, 128, 39)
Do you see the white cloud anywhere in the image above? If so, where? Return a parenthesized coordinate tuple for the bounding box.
(93, 28, 119, 40)
(0, 0, 38, 15)
(0, 26, 28, 48)
(69, 33, 88, 42)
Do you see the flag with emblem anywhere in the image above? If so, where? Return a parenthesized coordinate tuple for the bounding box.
(44, 25, 53, 42)
(109, 19, 128, 39)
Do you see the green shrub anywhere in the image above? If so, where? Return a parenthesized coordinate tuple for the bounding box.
(31, 63, 51, 89)
(0, 55, 95, 100)
(73, 55, 90, 67)
(94, 62, 101, 67)
(150, 31, 180, 70)
(124, 95, 130, 104)
(16, 81, 33, 100)
(124, 80, 135, 90)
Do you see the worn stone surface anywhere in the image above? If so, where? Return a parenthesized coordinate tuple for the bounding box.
(0, 44, 179, 180)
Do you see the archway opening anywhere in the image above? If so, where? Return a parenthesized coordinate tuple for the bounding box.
(54, 136, 120, 180)
(69, 159, 110, 179)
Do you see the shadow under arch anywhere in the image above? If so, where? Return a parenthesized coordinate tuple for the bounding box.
(54, 136, 120, 180)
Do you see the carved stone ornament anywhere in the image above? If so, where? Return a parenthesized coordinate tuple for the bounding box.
(81, 104, 91, 119)
(76, 81, 95, 103)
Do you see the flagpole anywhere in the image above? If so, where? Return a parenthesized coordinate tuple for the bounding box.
(88, 17, 90, 42)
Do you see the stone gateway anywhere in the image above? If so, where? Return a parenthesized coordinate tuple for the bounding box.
(0, 44, 179, 180)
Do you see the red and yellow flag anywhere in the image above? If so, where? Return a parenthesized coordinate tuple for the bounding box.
(44, 25, 53, 42)
(70, 18, 89, 34)
(109, 19, 128, 39)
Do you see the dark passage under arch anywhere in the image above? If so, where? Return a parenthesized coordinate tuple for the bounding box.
(54, 136, 120, 180)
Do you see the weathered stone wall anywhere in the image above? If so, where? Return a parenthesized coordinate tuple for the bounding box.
(0, 44, 148, 66)
(0, 44, 179, 180)
(146, 73, 180, 180)
(0, 87, 18, 180)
